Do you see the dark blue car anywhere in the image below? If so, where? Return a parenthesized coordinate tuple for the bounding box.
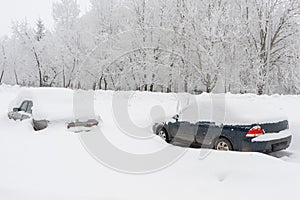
(153, 115, 292, 153)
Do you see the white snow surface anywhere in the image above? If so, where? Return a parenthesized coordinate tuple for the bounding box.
(1, 85, 300, 200)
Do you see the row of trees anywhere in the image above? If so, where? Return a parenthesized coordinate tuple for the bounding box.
(1, 0, 300, 95)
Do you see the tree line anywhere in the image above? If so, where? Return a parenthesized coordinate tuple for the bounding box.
(0, 0, 300, 95)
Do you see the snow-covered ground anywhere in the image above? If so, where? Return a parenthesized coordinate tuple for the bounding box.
(0, 85, 300, 200)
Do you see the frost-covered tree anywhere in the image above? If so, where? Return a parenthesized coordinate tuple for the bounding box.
(12, 21, 45, 86)
(0, 38, 8, 84)
(237, 0, 300, 94)
(35, 18, 46, 42)
(1, 0, 300, 95)
(0, 41, 7, 84)
(53, 0, 83, 88)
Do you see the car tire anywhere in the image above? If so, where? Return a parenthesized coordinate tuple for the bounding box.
(157, 128, 170, 143)
(214, 138, 233, 151)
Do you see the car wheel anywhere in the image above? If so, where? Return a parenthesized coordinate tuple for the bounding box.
(158, 129, 169, 143)
(214, 138, 233, 151)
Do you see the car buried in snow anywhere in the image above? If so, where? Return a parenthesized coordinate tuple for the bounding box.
(8, 99, 99, 131)
(8, 100, 49, 131)
(8, 88, 100, 132)
(154, 116, 292, 153)
(153, 95, 292, 153)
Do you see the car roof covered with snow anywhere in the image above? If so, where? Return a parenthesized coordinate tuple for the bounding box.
(9, 87, 97, 121)
(175, 93, 288, 125)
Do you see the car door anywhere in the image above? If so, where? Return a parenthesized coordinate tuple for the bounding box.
(26, 101, 33, 114)
(195, 122, 222, 147)
(17, 101, 32, 120)
(171, 121, 198, 144)
(195, 123, 209, 145)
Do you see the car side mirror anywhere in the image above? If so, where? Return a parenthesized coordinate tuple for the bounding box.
(173, 114, 179, 122)
(13, 108, 19, 112)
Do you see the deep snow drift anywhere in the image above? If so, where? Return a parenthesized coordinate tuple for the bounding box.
(0, 85, 300, 200)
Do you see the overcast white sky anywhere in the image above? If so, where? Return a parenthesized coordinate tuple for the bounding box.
(0, 0, 91, 37)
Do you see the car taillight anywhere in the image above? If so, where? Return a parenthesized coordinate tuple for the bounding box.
(246, 126, 265, 138)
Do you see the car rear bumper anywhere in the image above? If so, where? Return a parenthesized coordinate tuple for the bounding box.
(241, 135, 292, 153)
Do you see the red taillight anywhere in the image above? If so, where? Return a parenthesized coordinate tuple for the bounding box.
(246, 126, 265, 138)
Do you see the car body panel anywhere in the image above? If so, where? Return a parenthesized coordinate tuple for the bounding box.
(153, 119, 291, 153)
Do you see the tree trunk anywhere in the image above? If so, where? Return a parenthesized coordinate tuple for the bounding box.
(167, 85, 172, 93)
(14, 69, 19, 85)
(0, 70, 4, 83)
(63, 65, 66, 88)
(257, 84, 264, 95)
(99, 75, 108, 90)
(34, 51, 43, 87)
(184, 80, 188, 93)
(150, 84, 154, 92)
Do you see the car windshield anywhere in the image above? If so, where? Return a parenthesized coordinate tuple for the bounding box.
(19, 101, 28, 112)
(27, 101, 33, 114)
